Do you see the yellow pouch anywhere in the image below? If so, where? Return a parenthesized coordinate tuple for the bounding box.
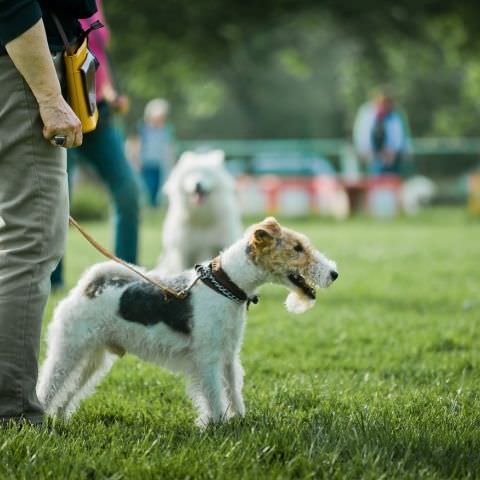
(52, 14, 102, 133)
(63, 37, 98, 133)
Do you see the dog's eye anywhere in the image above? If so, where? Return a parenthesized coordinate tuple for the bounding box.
(293, 243, 304, 253)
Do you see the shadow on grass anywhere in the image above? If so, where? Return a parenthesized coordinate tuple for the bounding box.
(96, 400, 480, 477)
(236, 406, 480, 478)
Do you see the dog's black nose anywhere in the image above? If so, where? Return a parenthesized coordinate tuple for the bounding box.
(330, 270, 338, 281)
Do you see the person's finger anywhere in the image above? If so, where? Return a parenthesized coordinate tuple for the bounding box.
(73, 129, 83, 147)
(63, 133, 75, 149)
(43, 125, 55, 141)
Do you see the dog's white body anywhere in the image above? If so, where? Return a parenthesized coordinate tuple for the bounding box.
(37, 218, 337, 426)
(401, 175, 436, 216)
(159, 150, 242, 274)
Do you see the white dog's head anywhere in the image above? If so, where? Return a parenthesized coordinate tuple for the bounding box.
(164, 150, 235, 209)
(245, 217, 338, 314)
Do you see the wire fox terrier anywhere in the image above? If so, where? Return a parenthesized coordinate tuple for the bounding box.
(37, 217, 338, 426)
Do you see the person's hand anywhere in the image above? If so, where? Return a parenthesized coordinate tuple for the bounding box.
(381, 149, 395, 166)
(38, 94, 83, 148)
(111, 94, 130, 115)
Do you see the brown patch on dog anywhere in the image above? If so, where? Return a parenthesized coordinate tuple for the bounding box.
(247, 217, 317, 282)
(84, 276, 132, 299)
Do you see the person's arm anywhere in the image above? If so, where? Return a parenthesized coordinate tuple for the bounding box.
(4, 18, 82, 147)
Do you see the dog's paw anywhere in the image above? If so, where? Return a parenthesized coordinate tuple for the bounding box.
(195, 415, 213, 429)
(230, 400, 245, 418)
(195, 410, 232, 428)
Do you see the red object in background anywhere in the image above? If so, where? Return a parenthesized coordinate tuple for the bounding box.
(341, 175, 402, 215)
(237, 175, 339, 215)
(341, 179, 369, 213)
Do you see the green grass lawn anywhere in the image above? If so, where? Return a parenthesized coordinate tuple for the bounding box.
(1, 208, 480, 479)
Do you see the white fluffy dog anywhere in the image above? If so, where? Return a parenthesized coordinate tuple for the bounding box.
(401, 175, 437, 216)
(37, 217, 338, 426)
(158, 149, 242, 274)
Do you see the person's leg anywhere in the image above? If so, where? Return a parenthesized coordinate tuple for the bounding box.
(153, 166, 163, 206)
(0, 57, 68, 423)
(141, 166, 158, 207)
(50, 258, 64, 288)
(79, 115, 140, 264)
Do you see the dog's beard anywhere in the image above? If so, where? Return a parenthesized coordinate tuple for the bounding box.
(285, 290, 316, 314)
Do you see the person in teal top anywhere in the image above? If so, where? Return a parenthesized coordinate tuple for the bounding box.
(139, 98, 175, 207)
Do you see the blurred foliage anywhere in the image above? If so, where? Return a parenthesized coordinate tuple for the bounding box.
(70, 182, 109, 221)
(103, 0, 480, 139)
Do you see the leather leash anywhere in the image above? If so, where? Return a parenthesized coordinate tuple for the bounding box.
(68, 216, 189, 300)
(68, 217, 257, 307)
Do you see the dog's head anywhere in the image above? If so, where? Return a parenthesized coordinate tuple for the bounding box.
(246, 217, 338, 313)
(164, 150, 234, 208)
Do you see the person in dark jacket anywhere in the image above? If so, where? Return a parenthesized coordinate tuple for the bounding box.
(0, 0, 96, 425)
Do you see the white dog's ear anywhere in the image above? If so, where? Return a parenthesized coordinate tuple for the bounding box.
(178, 151, 196, 165)
(163, 151, 196, 195)
(208, 149, 225, 166)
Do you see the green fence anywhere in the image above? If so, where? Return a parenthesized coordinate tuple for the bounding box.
(176, 137, 480, 177)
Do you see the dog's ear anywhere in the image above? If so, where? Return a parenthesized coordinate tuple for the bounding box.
(252, 227, 275, 248)
(208, 149, 225, 166)
(252, 217, 281, 246)
(178, 151, 196, 166)
(254, 228, 273, 242)
(259, 216, 281, 236)
(247, 217, 281, 252)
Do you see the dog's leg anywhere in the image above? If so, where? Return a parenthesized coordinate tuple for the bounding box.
(224, 356, 245, 417)
(61, 348, 117, 417)
(186, 378, 210, 422)
(194, 360, 227, 426)
(37, 343, 88, 414)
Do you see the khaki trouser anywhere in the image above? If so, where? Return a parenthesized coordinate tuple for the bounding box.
(0, 55, 68, 423)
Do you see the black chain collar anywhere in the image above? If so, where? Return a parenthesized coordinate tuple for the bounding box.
(194, 261, 259, 308)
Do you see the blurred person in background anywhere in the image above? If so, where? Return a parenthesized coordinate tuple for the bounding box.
(51, 0, 140, 289)
(139, 99, 175, 207)
(353, 87, 411, 176)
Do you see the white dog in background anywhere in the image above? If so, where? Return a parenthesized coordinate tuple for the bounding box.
(401, 175, 437, 216)
(158, 150, 242, 274)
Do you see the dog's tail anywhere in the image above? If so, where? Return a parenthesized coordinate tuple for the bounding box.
(74, 261, 145, 296)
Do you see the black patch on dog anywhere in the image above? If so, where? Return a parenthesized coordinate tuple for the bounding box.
(118, 281, 192, 335)
(85, 276, 133, 299)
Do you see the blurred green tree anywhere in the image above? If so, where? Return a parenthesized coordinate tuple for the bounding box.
(103, 0, 480, 139)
